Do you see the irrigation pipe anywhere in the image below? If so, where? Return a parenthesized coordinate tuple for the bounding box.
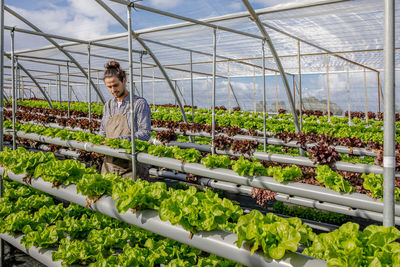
(6, 126, 392, 176)
(151, 127, 378, 157)
(0, 233, 61, 267)
(149, 168, 253, 196)
(4, 130, 399, 215)
(153, 171, 341, 233)
(0, 169, 325, 267)
(137, 153, 400, 216)
(150, 168, 400, 225)
(6, 110, 379, 157)
(8, 119, 382, 158)
(274, 194, 400, 225)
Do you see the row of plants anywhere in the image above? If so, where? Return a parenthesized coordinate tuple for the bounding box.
(0, 178, 239, 266)
(8, 102, 400, 159)
(4, 121, 399, 201)
(6, 131, 383, 221)
(14, 99, 104, 115)
(16, 98, 400, 122)
(4, 109, 100, 131)
(138, 103, 400, 123)
(3, 107, 385, 168)
(2, 148, 400, 266)
(4, 132, 356, 229)
(153, 129, 378, 167)
(151, 120, 400, 170)
(6, 101, 382, 128)
(151, 111, 400, 144)
(0, 147, 313, 261)
(150, 104, 400, 124)
(272, 201, 349, 225)
(12, 100, 400, 145)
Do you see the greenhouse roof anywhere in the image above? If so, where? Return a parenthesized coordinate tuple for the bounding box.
(2, 0, 399, 101)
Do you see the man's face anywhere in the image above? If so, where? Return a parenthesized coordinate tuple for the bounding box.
(104, 77, 126, 98)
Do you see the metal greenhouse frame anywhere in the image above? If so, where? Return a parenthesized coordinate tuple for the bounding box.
(0, 0, 397, 266)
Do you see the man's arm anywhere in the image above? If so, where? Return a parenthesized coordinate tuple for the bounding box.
(134, 99, 151, 141)
(119, 98, 151, 141)
(99, 101, 109, 137)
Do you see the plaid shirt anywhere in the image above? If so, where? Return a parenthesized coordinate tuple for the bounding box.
(99, 94, 151, 141)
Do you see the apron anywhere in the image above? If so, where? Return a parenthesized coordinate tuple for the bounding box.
(101, 99, 149, 180)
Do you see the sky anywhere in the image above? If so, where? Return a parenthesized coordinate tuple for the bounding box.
(5, 0, 289, 44)
(3, 0, 399, 113)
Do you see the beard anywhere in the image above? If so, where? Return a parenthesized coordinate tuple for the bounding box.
(113, 90, 125, 98)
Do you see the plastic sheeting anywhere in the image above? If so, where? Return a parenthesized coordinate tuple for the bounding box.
(3, 0, 399, 111)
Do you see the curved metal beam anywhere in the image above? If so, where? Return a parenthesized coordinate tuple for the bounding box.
(4, 6, 106, 104)
(4, 54, 53, 108)
(241, 0, 301, 134)
(94, 0, 189, 124)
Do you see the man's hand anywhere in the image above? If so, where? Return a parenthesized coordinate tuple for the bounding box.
(117, 136, 132, 141)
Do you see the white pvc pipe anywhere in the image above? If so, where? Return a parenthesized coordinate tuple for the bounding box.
(2, 169, 325, 267)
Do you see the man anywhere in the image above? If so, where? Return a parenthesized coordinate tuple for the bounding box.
(99, 61, 151, 179)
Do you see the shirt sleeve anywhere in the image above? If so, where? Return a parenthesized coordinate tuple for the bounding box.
(99, 101, 109, 137)
(124, 98, 151, 141)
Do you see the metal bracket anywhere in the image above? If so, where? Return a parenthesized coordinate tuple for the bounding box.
(129, 0, 142, 9)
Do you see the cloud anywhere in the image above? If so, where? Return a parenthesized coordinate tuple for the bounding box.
(228, 2, 244, 11)
(250, 0, 284, 6)
(68, 0, 114, 18)
(5, 1, 124, 43)
(250, 0, 321, 8)
(149, 0, 184, 9)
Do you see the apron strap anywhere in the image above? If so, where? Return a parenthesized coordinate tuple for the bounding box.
(108, 99, 113, 116)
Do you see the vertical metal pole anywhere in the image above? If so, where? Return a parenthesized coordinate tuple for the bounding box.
(15, 57, 19, 100)
(364, 68, 369, 122)
(140, 53, 144, 97)
(181, 73, 184, 104)
(184, 62, 194, 143)
(87, 44, 92, 122)
(127, 3, 136, 180)
(206, 77, 210, 109)
(21, 77, 24, 100)
(67, 62, 70, 118)
(48, 82, 51, 101)
(262, 41, 267, 153)
(56, 72, 59, 103)
(326, 54, 331, 121)
(292, 75, 296, 110)
(379, 74, 384, 111)
(275, 73, 278, 113)
(190, 51, 194, 122)
(152, 67, 155, 106)
(96, 72, 100, 103)
(227, 60, 231, 111)
(174, 81, 177, 106)
(211, 28, 217, 155)
(383, 0, 395, 227)
(347, 66, 351, 125)
(377, 72, 382, 113)
(242, 0, 300, 133)
(0, 0, 5, 263)
(71, 86, 79, 102)
(58, 65, 61, 104)
(297, 40, 302, 130)
(11, 29, 16, 150)
(253, 66, 256, 113)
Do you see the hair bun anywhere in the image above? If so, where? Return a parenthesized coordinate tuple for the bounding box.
(105, 61, 120, 70)
(103, 60, 126, 82)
